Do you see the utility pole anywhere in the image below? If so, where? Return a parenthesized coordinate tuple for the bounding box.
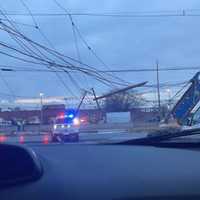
(91, 88, 101, 110)
(39, 93, 44, 130)
(166, 88, 171, 110)
(76, 91, 87, 112)
(156, 60, 161, 121)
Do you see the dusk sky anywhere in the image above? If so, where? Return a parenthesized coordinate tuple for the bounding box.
(0, 0, 200, 106)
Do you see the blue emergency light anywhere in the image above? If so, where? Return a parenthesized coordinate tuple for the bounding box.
(65, 109, 77, 119)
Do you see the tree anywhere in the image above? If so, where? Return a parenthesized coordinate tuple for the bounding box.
(104, 90, 145, 112)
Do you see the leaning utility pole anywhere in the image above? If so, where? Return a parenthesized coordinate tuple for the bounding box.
(93, 81, 147, 100)
(156, 60, 161, 121)
(91, 88, 101, 110)
(76, 91, 87, 112)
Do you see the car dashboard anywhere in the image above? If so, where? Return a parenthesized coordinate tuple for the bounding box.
(1, 144, 200, 200)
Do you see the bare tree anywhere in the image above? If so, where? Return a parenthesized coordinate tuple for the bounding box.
(104, 90, 145, 112)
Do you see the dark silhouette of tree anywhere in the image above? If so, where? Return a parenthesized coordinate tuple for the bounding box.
(104, 90, 145, 112)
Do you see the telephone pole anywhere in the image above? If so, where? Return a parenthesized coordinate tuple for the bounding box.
(156, 60, 161, 121)
(91, 88, 101, 110)
(39, 93, 44, 130)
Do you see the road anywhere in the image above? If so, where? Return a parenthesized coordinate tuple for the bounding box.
(1, 131, 148, 145)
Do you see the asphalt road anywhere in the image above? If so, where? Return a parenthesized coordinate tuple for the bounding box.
(2, 131, 148, 145)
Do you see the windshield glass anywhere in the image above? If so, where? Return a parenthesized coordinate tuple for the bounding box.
(55, 118, 73, 124)
(0, 1, 200, 146)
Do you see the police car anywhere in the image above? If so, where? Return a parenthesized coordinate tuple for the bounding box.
(52, 109, 80, 142)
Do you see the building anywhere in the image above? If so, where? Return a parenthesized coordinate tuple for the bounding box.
(0, 104, 104, 125)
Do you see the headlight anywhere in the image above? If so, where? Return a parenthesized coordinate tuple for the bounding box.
(73, 118, 80, 126)
(61, 124, 65, 128)
(53, 124, 57, 130)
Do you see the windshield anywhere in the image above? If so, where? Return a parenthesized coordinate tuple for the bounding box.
(55, 118, 71, 124)
(0, 1, 200, 147)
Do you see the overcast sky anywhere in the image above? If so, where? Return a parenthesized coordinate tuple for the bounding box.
(0, 0, 200, 105)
